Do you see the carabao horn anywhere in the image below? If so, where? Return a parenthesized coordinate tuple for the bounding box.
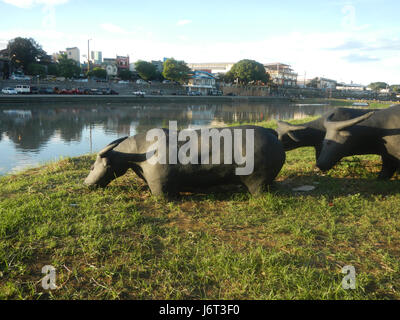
(276, 121, 307, 142)
(324, 112, 375, 131)
(98, 136, 129, 157)
(276, 121, 307, 132)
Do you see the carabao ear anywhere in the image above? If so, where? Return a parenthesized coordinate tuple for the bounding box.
(324, 112, 375, 131)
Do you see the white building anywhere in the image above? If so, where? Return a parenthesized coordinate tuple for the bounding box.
(66, 47, 80, 65)
(264, 63, 297, 87)
(336, 83, 367, 91)
(103, 58, 118, 77)
(186, 70, 217, 95)
(91, 51, 103, 65)
(187, 62, 235, 74)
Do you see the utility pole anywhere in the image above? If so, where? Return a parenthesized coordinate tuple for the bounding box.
(87, 39, 92, 75)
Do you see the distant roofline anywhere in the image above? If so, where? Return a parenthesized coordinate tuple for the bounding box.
(264, 62, 290, 67)
(188, 62, 236, 65)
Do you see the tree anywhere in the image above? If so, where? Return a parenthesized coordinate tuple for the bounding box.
(118, 69, 133, 80)
(162, 58, 191, 84)
(390, 85, 400, 93)
(135, 60, 157, 80)
(58, 53, 81, 78)
(88, 67, 107, 79)
(368, 82, 388, 91)
(27, 63, 46, 77)
(226, 59, 269, 85)
(47, 63, 59, 76)
(7, 37, 47, 72)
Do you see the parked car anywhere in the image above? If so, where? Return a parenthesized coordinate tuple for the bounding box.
(188, 91, 201, 96)
(90, 88, 103, 95)
(30, 86, 39, 94)
(101, 88, 119, 95)
(136, 79, 148, 85)
(209, 90, 223, 96)
(133, 91, 146, 97)
(162, 80, 171, 84)
(15, 85, 31, 94)
(59, 88, 74, 95)
(1, 87, 18, 95)
(74, 78, 88, 83)
(11, 74, 30, 81)
(118, 80, 130, 84)
(39, 87, 54, 94)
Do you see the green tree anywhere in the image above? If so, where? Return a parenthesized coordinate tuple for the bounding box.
(27, 63, 47, 77)
(7, 37, 47, 72)
(58, 53, 81, 78)
(47, 63, 59, 76)
(226, 59, 269, 85)
(390, 85, 400, 93)
(368, 82, 388, 91)
(118, 69, 133, 80)
(88, 67, 107, 79)
(135, 60, 157, 80)
(162, 58, 191, 84)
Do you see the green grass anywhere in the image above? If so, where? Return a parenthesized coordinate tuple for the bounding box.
(1, 118, 400, 300)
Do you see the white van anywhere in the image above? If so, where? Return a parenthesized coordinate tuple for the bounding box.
(15, 85, 31, 94)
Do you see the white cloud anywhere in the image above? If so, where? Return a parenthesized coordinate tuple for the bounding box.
(2, 0, 68, 8)
(100, 23, 135, 36)
(177, 19, 192, 26)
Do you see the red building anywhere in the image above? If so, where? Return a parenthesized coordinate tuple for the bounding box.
(116, 56, 129, 73)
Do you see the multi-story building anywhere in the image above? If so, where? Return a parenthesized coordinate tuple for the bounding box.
(186, 70, 217, 95)
(187, 62, 235, 74)
(116, 56, 129, 73)
(91, 51, 103, 65)
(102, 58, 118, 77)
(151, 60, 164, 73)
(264, 63, 297, 87)
(66, 47, 80, 65)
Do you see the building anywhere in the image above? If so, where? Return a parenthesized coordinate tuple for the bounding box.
(66, 47, 80, 65)
(187, 62, 235, 74)
(151, 60, 164, 73)
(336, 82, 366, 91)
(116, 55, 129, 73)
(186, 70, 217, 95)
(91, 51, 103, 65)
(264, 63, 297, 87)
(305, 77, 337, 89)
(102, 58, 118, 77)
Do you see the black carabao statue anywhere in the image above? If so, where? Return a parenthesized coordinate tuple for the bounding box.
(84, 125, 286, 196)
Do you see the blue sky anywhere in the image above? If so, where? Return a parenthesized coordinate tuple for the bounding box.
(0, 0, 399, 84)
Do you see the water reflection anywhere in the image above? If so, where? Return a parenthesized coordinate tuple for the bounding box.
(0, 101, 342, 174)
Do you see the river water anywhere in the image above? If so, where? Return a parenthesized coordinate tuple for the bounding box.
(0, 100, 351, 175)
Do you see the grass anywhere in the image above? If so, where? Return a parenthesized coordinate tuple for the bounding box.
(1, 118, 400, 300)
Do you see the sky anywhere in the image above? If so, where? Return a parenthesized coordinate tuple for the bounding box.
(0, 0, 399, 85)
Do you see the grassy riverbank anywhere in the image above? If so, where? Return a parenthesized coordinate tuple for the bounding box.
(1, 118, 400, 300)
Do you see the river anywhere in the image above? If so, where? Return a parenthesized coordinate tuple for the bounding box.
(0, 100, 352, 175)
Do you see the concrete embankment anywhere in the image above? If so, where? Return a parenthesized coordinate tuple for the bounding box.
(0, 94, 291, 105)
